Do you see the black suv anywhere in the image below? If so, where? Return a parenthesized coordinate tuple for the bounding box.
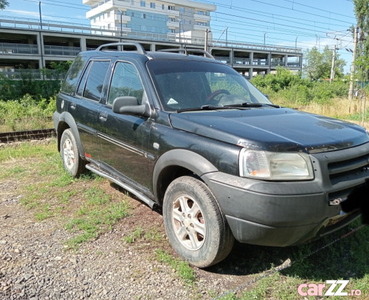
(54, 42, 369, 267)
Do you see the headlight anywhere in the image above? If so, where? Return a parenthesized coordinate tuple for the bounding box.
(239, 149, 314, 180)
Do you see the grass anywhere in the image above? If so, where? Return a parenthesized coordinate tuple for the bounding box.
(0, 139, 130, 248)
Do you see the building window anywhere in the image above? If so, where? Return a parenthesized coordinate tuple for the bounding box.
(131, 0, 134, 4)
(170, 29, 175, 33)
(189, 20, 191, 25)
(140, 1, 145, 7)
(198, 11, 204, 15)
(107, 12, 110, 18)
(179, 7, 184, 13)
(162, 4, 164, 9)
(168, 5, 174, 10)
(131, 12, 135, 17)
(150, 2, 155, 9)
(189, 8, 192, 14)
(143, 13, 146, 19)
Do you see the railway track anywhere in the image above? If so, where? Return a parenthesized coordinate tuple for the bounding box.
(0, 129, 56, 143)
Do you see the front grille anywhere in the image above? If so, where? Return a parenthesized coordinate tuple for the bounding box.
(311, 142, 369, 203)
(327, 152, 369, 186)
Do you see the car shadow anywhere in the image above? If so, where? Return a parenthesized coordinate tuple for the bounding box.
(205, 222, 369, 281)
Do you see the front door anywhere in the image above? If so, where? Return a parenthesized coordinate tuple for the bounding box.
(97, 61, 156, 195)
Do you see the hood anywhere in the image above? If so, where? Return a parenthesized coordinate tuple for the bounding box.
(169, 108, 369, 153)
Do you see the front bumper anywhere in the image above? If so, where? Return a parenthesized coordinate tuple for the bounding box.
(202, 142, 369, 246)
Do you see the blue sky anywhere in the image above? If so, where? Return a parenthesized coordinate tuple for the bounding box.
(0, 0, 357, 73)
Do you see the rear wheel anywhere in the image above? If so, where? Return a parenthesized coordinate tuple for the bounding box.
(60, 129, 85, 177)
(163, 176, 234, 268)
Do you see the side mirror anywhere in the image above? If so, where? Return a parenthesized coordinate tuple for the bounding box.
(112, 96, 150, 117)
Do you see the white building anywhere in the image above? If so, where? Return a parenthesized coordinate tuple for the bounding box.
(83, 0, 216, 44)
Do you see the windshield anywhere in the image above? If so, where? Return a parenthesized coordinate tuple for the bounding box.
(147, 59, 273, 112)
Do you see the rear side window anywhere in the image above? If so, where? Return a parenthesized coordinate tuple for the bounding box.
(82, 60, 110, 101)
(60, 55, 86, 95)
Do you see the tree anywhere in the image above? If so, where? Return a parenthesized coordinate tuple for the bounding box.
(353, 0, 369, 82)
(0, 0, 9, 10)
(303, 46, 346, 81)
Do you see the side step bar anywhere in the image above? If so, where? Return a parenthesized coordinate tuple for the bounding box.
(85, 164, 156, 209)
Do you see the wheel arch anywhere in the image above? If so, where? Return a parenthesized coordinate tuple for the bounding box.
(153, 149, 218, 206)
(56, 112, 85, 160)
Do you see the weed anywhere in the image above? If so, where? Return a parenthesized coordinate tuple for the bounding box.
(35, 204, 53, 221)
(155, 249, 196, 285)
(144, 228, 162, 242)
(124, 226, 143, 243)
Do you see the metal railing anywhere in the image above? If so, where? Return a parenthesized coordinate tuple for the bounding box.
(0, 69, 66, 80)
(0, 16, 303, 54)
(0, 42, 38, 54)
(43, 45, 81, 56)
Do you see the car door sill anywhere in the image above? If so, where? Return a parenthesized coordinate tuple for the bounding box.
(85, 164, 156, 209)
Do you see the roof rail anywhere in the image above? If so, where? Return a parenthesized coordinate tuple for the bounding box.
(158, 48, 215, 59)
(96, 42, 147, 55)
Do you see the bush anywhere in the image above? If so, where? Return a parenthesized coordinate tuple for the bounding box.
(251, 68, 349, 106)
(0, 95, 55, 131)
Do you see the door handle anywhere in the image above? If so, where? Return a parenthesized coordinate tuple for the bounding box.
(70, 103, 76, 110)
(99, 113, 108, 122)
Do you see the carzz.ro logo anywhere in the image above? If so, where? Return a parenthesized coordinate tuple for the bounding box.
(298, 280, 362, 297)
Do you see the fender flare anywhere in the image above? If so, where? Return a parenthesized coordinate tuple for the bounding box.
(56, 111, 85, 160)
(153, 149, 218, 201)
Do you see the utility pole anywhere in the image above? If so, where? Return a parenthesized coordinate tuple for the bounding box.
(349, 26, 359, 100)
(330, 45, 337, 83)
(205, 28, 209, 52)
(39, 0, 42, 29)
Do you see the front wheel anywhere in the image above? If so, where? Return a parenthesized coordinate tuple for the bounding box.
(163, 176, 234, 268)
(60, 129, 85, 177)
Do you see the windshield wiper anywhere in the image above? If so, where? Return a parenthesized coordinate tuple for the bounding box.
(223, 102, 280, 108)
(176, 103, 280, 113)
(177, 105, 233, 113)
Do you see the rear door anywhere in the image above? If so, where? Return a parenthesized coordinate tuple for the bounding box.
(72, 59, 111, 161)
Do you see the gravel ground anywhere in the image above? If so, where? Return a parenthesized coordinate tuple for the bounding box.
(0, 177, 244, 300)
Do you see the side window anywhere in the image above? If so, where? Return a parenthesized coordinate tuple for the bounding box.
(76, 61, 92, 96)
(108, 62, 144, 105)
(60, 55, 86, 95)
(83, 60, 110, 101)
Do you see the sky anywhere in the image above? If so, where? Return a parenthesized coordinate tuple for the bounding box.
(0, 0, 358, 73)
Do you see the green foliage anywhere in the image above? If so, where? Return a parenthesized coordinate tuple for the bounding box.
(0, 95, 55, 131)
(303, 46, 346, 81)
(156, 249, 196, 285)
(251, 67, 349, 106)
(0, 62, 70, 101)
(0, 0, 8, 10)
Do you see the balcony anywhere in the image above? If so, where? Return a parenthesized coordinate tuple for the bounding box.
(193, 14, 211, 22)
(0, 43, 38, 55)
(86, 0, 114, 18)
(166, 10, 179, 17)
(193, 24, 210, 31)
(166, 21, 179, 28)
(115, 14, 131, 23)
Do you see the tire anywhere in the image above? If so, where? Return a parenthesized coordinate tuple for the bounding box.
(60, 129, 85, 177)
(163, 176, 234, 268)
